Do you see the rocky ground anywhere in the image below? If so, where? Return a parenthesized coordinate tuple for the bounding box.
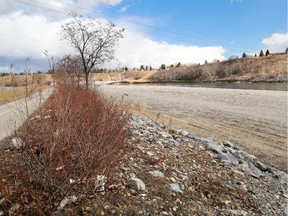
(0, 115, 287, 215)
(80, 115, 287, 216)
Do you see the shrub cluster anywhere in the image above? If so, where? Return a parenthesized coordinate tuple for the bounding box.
(0, 85, 128, 215)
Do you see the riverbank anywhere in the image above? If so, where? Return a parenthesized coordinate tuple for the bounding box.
(100, 84, 288, 172)
(0, 114, 287, 215)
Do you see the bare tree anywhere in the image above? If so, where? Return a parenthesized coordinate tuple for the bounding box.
(60, 13, 124, 88)
(56, 55, 83, 87)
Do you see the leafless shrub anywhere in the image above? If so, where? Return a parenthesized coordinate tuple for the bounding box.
(0, 85, 128, 214)
(55, 55, 83, 87)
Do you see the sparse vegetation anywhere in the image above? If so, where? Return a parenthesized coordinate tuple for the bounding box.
(138, 53, 287, 83)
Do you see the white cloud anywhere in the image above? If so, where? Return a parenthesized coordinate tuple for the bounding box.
(118, 3, 134, 13)
(0, 66, 10, 73)
(0, 12, 74, 58)
(0, 0, 122, 19)
(261, 33, 288, 52)
(0, 0, 16, 14)
(96, 0, 122, 6)
(0, 11, 225, 71)
(119, 6, 128, 13)
(115, 28, 225, 68)
(230, 0, 243, 3)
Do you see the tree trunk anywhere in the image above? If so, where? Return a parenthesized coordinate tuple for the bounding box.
(85, 73, 89, 89)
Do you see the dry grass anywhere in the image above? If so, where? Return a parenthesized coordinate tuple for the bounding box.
(91, 53, 288, 83)
(150, 53, 288, 82)
(0, 73, 53, 105)
(0, 85, 46, 105)
(0, 74, 53, 87)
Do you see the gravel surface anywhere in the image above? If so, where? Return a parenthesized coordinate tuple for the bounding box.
(99, 84, 287, 172)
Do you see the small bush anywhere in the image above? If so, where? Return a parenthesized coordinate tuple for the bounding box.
(0, 85, 128, 214)
(46, 80, 52, 85)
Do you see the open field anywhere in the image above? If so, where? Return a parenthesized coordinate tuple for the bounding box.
(100, 84, 288, 172)
(0, 85, 47, 105)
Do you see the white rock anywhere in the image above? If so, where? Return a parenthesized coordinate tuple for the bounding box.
(223, 140, 234, 147)
(149, 170, 165, 177)
(95, 175, 107, 192)
(57, 196, 77, 210)
(146, 151, 154, 156)
(169, 177, 176, 183)
(177, 129, 190, 137)
(130, 176, 146, 191)
(56, 165, 64, 171)
(169, 183, 183, 194)
(159, 132, 172, 139)
(11, 137, 24, 149)
(69, 179, 76, 184)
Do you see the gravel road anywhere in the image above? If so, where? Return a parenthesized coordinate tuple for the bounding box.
(99, 84, 287, 171)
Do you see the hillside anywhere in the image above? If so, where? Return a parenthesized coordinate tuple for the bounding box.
(0, 73, 52, 87)
(93, 53, 288, 83)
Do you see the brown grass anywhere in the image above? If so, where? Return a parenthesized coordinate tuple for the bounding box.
(0, 74, 53, 87)
(150, 53, 288, 82)
(0, 85, 46, 105)
(91, 53, 288, 83)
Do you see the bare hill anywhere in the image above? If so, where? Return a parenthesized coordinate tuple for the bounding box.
(150, 53, 287, 83)
(93, 53, 287, 83)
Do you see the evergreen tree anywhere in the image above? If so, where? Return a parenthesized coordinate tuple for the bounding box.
(140, 65, 144, 70)
(265, 49, 270, 56)
(242, 52, 247, 58)
(160, 64, 166, 70)
(254, 54, 257, 57)
(176, 62, 181, 67)
(286, 48, 288, 53)
(259, 50, 264, 57)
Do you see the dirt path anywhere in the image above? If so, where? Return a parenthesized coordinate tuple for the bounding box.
(100, 84, 287, 172)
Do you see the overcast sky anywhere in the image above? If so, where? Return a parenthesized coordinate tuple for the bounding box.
(0, 0, 287, 72)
